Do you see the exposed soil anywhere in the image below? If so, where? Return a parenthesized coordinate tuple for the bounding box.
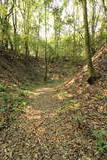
(0, 44, 107, 160)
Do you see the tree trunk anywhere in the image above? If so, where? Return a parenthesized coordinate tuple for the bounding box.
(81, 0, 96, 77)
(91, 0, 96, 54)
(12, 0, 18, 53)
(102, 0, 107, 41)
(44, 2, 48, 81)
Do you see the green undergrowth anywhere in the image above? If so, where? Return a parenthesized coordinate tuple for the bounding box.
(0, 82, 30, 129)
(0, 84, 6, 92)
(92, 129, 107, 154)
(20, 79, 62, 90)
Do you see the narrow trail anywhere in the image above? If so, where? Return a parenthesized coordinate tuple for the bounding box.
(1, 82, 106, 160)
(0, 82, 69, 160)
(19, 83, 63, 135)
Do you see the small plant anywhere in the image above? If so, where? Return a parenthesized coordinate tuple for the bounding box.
(97, 140, 107, 153)
(60, 91, 68, 97)
(0, 84, 6, 92)
(20, 82, 37, 90)
(0, 107, 5, 113)
(73, 115, 85, 130)
(92, 129, 107, 153)
(12, 96, 28, 108)
(95, 94, 105, 100)
(2, 93, 10, 103)
(18, 89, 28, 97)
(74, 115, 83, 121)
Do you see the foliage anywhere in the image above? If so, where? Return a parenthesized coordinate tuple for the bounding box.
(0, 0, 106, 63)
(92, 129, 107, 153)
(0, 84, 6, 92)
(0, 82, 29, 131)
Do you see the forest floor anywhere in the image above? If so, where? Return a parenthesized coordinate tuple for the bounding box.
(0, 79, 107, 160)
(0, 44, 107, 160)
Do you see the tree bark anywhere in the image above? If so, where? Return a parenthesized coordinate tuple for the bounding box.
(81, 0, 96, 77)
(44, 2, 48, 81)
(102, 0, 107, 41)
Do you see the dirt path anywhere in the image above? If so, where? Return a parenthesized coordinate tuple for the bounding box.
(0, 83, 68, 160)
(19, 84, 63, 137)
(0, 82, 107, 160)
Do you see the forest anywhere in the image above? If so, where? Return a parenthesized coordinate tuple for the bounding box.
(0, 0, 107, 159)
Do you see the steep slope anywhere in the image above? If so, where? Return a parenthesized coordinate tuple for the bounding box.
(56, 43, 107, 159)
(0, 53, 45, 83)
(0, 51, 80, 84)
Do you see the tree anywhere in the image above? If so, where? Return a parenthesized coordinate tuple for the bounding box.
(102, 0, 107, 41)
(12, 0, 18, 52)
(90, 0, 97, 53)
(81, 0, 96, 77)
(0, 0, 14, 49)
(53, 7, 62, 57)
(44, 0, 48, 81)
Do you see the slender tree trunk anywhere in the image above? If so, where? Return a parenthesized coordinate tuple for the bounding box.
(44, 2, 48, 81)
(91, 0, 96, 54)
(35, 30, 39, 59)
(36, 46, 39, 59)
(2, 1, 9, 49)
(73, 6, 76, 56)
(22, 0, 30, 57)
(25, 41, 29, 56)
(36, 13, 40, 59)
(81, 0, 96, 77)
(102, 0, 107, 41)
(53, 12, 57, 56)
(12, 0, 18, 53)
(53, 8, 62, 58)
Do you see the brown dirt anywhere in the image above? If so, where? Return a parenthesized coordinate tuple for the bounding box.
(0, 44, 107, 160)
(0, 80, 107, 160)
